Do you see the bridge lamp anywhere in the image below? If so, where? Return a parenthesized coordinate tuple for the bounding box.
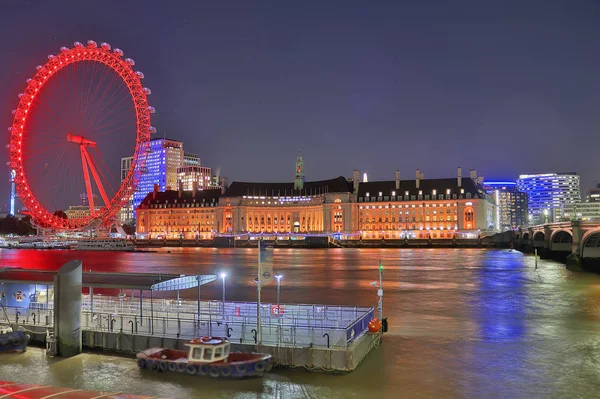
(274, 274, 283, 313)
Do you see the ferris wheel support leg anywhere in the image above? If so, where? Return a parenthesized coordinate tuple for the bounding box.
(81, 147, 110, 208)
(80, 146, 96, 216)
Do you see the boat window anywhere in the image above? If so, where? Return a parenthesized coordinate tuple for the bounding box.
(214, 346, 223, 358)
(203, 348, 213, 360)
(192, 347, 203, 359)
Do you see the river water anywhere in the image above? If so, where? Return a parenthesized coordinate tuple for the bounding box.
(1, 248, 600, 398)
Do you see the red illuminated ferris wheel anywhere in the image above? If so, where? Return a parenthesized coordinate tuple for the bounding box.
(7, 40, 156, 231)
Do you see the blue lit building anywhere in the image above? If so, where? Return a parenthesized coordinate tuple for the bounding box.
(483, 181, 528, 230)
(516, 173, 580, 224)
(132, 138, 184, 217)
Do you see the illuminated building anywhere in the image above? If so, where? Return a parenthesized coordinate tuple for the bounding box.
(483, 181, 528, 230)
(560, 202, 600, 222)
(135, 160, 497, 240)
(132, 138, 184, 217)
(587, 184, 600, 202)
(357, 168, 496, 240)
(184, 153, 201, 167)
(119, 156, 134, 225)
(517, 173, 581, 224)
(65, 205, 102, 221)
(136, 184, 221, 239)
(177, 166, 213, 191)
(220, 154, 354, 236)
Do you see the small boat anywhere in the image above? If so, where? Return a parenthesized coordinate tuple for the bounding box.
(136, 336, 273, 378)
(0, 326, 28, 352)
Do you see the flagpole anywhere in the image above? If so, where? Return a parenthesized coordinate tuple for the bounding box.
(257, 238, 263, 347)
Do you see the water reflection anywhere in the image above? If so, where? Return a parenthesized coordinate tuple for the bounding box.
(1, 248, 600, 398)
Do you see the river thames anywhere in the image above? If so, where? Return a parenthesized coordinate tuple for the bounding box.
(1, 247, 600, 398)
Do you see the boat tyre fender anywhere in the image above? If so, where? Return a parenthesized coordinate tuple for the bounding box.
(220, 366, 233, 377)
(151, 361, 161, 373)
(168, 362, 178, 372)
(0, 339, 8, 348)
(235, 363, 247, 374)
(137, 358, 146, 369)
(209, 365, 220, 378)
(159, 361, 169, 372)
(177, 362, 187, 373)
(186, 365, 197, 375)
(255, 361, 266, 373)
(199, 365, 210, 376)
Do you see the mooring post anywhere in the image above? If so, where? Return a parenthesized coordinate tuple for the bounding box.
(535, 248, 538, 270)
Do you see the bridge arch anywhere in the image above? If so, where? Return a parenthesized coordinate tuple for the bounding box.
(533, 231, 545, 241)
(522, 232, 530, 241)
(581, 229, 600, 258)
(550, 229, 573, 243)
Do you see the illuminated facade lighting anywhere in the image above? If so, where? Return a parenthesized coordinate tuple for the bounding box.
(516, 173, 580, 224)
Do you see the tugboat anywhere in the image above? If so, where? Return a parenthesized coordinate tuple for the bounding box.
(136, 336, 273, 378)
(0, 326, 28, 352)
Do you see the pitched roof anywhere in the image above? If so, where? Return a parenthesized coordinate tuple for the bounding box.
(138, 188, 222, 207)
(357, 177, 486, 199)
(224, 176, 353, 197)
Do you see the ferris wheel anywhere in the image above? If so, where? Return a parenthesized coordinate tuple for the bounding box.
(7, 40, 156, 230)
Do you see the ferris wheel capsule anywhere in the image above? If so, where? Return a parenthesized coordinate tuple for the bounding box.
(47, 54, 55, 59)
(60, 47, 69, 52)
(87, 40, 98, 48)
(36, 65, 43, 70)
(8, 127, 12, 132)
(148, 126, 157, 134)
(26, 79, 32, 83)
(100, 42, 111, 50)
(147, 106, 156, 113)
(125, 58, 135, 66)
(18, 93, 23, 98)
(113, 48, 124, 56)
(135, 71, 144, 79)
(143, 87, 151, 95)
(74, 42, 84, 48)
(12, 110, 16, 115)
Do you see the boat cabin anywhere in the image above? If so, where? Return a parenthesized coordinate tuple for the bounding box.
(185, 337, 230, 364)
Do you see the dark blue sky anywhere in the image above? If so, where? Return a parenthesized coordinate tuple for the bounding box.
(1, 0, 600, 212)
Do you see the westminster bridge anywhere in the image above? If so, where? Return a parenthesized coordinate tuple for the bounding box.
(513, 220, 600, 270)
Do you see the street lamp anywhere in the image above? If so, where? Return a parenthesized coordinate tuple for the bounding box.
(220, 272, 227, 315)
(274, 274, 283, 314)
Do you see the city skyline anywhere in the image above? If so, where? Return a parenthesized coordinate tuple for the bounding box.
(1, 1, 600, 212)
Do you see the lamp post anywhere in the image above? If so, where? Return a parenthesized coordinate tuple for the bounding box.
(274, 274, 283, 314)
(220, 272, 227, 315)
(544, 209, 549, 224)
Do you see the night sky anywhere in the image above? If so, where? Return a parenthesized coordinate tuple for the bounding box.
(1, 1, 600, 212)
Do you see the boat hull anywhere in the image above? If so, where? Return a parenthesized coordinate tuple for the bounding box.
(0, 331, 28, 353)
(136, 348, 273, 378)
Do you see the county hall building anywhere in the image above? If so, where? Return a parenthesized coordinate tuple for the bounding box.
(135, 155, 497, 240)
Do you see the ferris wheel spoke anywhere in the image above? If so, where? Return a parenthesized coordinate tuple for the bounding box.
(80, 60, 115, 132)
(84, 77, 128, 133)
(82, 63, 124, 130)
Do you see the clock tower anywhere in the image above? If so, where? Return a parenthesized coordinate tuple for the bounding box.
(294, 151, 305, 191)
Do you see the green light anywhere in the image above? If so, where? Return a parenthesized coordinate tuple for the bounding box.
(379, 261, 383, 270)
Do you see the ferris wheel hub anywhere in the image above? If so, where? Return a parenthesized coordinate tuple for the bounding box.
(67, 133, 96, 147)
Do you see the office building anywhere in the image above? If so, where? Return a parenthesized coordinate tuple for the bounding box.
(587, 184, 600, 202)
(560, 202, 600, 222)
(517, 173, 580, 224)
(119, 156, 134, 225)
(483, 181, 528, 230)
(132, 138, 184, 216)
(177, 166, 213, 191)
(184, 153, 201, 167)
(65, 205, 102, 222)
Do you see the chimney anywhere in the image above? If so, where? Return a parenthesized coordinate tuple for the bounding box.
(192, 180, 198, 197)
(416, 169, 421, 189)
(221, 177, 228, 194)
(477, 176, 484, 185)
(353, 170, 359, 193)
(470, 169, 477, 180)
(153, 184, 159, 200)
(457, 167, 462, 187)
(395, 170, 400, 190)
(178, 181, 183, 198)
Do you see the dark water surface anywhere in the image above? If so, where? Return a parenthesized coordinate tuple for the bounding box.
(1, 248, 600, 398)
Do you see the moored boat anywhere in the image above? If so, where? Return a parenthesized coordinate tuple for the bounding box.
(72, 239, 135, 251)
(136, 336, 273, 378)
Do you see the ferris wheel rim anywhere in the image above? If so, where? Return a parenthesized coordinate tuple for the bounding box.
(8, 41, 153, 230)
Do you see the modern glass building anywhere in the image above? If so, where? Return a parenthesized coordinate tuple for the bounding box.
(516, 173, 581, 224)
(132, 138, 184, 216)
(483, 181, 528, 230)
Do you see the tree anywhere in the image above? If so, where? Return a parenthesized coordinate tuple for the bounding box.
(54, 210, 68, 219)
(122, 223, 136, 236)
